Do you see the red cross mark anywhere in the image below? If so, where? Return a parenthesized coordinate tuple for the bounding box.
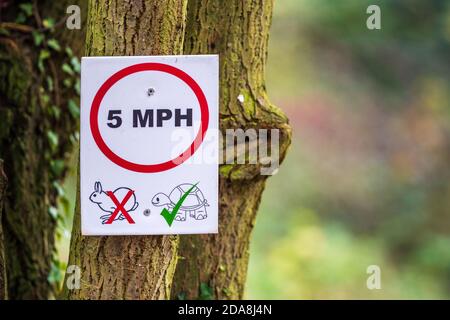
(105, 190, 135, 224)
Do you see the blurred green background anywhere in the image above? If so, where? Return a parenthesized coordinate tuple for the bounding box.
(54, 0, 450, 299)
(246, 0, 450, 299)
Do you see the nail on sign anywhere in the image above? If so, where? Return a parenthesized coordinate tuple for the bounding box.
(80, 55, 219, 235)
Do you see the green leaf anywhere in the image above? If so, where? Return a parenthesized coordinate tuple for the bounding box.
(48, 206, 58, 219)
(65, 46, 74, 57)
(63, 78, 72, 88)
(50, 159, 65, 176)
(68, 99, 80, 118)
(47, 130, 59, 151)
(43, 18, 55, 29)
(46, 76, 54, 92)
(62, 63, 74, 76)
(47, 260, 63, 284)
(47, 38, 61, 51)
(59, 196, 70, 217)
(15, 12, 26, 24)
(70, 57, 81, 74)
(53, 181, 65, 197)
(39, 49, 50, 60)
(199, 282, 213, 300)
(38, 50, 50, 72)
(51, 105, 61, 119)
(19, 3, 33, 16)
(41, 93, 50, 106)
(69, 132, 80, 145)
(74, 78, 80, 95)
(32, 31, 44, 46)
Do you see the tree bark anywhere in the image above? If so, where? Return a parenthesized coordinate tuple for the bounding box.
(171, 0, 291, 299)
(0, 1, 85, 299)
(64, 0, 187, 300)
(0, 160, 7, 299)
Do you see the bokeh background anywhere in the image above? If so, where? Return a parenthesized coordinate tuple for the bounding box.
(54, 0, 450, 299)
(246, 0, 450, 299)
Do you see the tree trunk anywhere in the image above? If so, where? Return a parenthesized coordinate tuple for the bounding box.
(0, 160, 7, 299)
(0, 1, 85, 299)
(171, 0, 291, 299)
(64, 0, 187, 300)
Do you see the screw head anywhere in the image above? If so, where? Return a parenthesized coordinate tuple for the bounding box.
(143, 209, 151, 216)
(147, 88, 155, 96)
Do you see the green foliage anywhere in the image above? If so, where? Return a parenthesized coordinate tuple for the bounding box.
(19, 3, 33, 17)
(42, 18, 55, 29)
(48, 206, 58, 220)
(47, 39, 61, 52)
(62, 63, 74, 76)
(4, 0, 81, 298)
(50, 159, 65, 177)
(70, 57, 81, 74)
(46, 130, 59, 151)
(177, 292, 187, 300)
(46, 76, 53, 92)
(67, 99, 80, 118)
(248, 0, 450, 299)
(32, 31, 44, 46)
(53, 181, 65, 198)
(47, 256, 66, 285)
(38, 50, 50, 72)
(199, 283, 214, 300)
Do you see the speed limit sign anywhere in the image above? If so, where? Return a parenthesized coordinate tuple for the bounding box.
(80, 55, 219, 235)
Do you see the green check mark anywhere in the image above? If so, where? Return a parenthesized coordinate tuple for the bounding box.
(161, 183, 198, 227)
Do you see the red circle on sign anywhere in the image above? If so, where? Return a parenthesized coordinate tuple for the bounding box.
(90, 63, 209, 173)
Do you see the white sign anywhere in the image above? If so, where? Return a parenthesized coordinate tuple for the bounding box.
(80, 55, 219, 235)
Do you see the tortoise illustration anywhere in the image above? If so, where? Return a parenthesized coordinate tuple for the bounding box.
(151, 183, 209, 221)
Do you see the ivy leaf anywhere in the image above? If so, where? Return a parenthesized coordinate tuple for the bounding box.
(68, 99, 80, 118)
(70, 56, 81, 74)
(32, 31, 44, 46)
(199, 282, 213, 300)
(53, 181, 65, 197)
(47, 39, 61, 52)
(38, 49, 50, 72)
(47, 260, 63, 284)
(63, 78, 72, 88)
(43, 18, 55, 29)
(46, 76, 54, 92)
(65, 47, 74, 57)
(50, 159, 65, 176)
(48, 206, 58, 219)
(47, 130, 59, 151)
(15, 12, 26, 24)
(19, 3, 33, 17)
(41, 93, 50, 106)
(59, 195, 70, 217)
(62, 63, 74, 76)
(74, 78, 81, 95)
(69, 132, 80, 145)
(51, 105, 61, 119)
(39, 49, 50, 60)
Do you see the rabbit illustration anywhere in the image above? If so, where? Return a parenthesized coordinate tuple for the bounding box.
(89, 181, 139, 224)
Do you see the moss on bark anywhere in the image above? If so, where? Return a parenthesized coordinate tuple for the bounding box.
(171, 0, 292, 299)
(0, 0, 85, 299)
(64, 0, 188, 300)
